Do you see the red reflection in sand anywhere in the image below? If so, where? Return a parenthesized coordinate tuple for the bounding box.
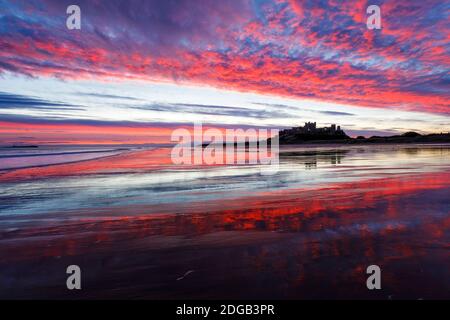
(2, 170, 449, 260)
(0, 148, 173, 182)
(0, 146, 275, 182)
(0, 146, 449, 299)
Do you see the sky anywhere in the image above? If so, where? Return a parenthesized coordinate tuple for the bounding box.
(0, 0, 449, 144)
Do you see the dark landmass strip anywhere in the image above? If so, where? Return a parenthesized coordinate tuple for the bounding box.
(201, 141, 271, 148)
(345, 132, 450, 144)
(202, 132, 450, 148)
(273, 132, 450, 145)
(271, 123, 450, 145)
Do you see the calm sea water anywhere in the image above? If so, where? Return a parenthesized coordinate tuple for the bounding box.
(0, 144, 449, 299)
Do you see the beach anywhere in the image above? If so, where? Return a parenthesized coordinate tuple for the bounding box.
(0, 144, 449, 299)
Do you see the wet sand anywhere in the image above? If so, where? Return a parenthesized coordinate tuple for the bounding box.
(0, 144, 449, 299)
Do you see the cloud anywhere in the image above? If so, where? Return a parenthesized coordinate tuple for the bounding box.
(0, 0, 448, 116)
(131, 102, 290, 119)
(0, 113, 278, 129)
(0, 92, 85, 111)
(0, 113, 280, 145)
(346, 129, 399, 137)
(319, 111, 355, 116)
(77, 93, 142, 101)
(254, 102, 355, 116)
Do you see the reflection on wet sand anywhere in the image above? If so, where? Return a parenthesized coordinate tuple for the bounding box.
(0, 144, 449, 299)
(281, 149, 348, 168)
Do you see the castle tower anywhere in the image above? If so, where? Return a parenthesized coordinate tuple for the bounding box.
(304, 122, 317, 133)
(331, 124, 336, 133)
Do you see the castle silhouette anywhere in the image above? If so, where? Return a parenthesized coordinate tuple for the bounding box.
(279, 122, 350, 143)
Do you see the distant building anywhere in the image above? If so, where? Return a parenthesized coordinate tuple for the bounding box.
(282, 122, 346, 136)
(279, 122, 349, 143)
